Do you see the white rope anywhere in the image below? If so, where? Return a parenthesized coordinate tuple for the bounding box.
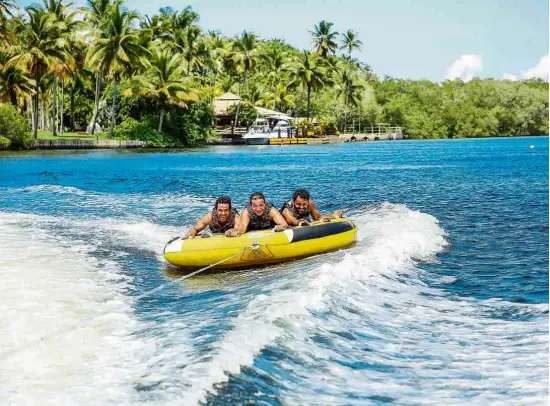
(0, 246, 252, 361)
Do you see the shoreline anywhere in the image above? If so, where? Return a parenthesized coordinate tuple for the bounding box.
(0, 134, 547, 153)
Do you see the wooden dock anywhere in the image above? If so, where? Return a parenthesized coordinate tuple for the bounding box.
(35, 140, 146, 149)
(268, 137, 344, 145)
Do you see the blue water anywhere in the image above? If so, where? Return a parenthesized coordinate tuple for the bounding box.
(0, 137, 548, 405)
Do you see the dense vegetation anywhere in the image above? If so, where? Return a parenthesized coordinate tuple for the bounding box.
(0, 0, 547, 149)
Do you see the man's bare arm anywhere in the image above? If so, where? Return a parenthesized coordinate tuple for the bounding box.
(282, 208, 302, 226)
(233, 214, 241, 230)
(270, 207, 289, 230)
(237, 210, 250, 235)
(185, 213, 212, 239)
(309, 199, 322, 221)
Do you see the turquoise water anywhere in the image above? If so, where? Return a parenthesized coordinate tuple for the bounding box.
(0, 137, 548, 405)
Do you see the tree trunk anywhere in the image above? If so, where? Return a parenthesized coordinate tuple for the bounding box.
(234, 76, 243, 127)
(52, 76, 57, 136)
(70, 85, 75, 132)
(44, 99, 47, 130)
(91, 74, 101, 139)
(10, 90, 17, 106)
(33, 70, 39, 139)
(29, 97, 34, 132)
(60, 78, 64, 134)
(343, 92, 349, 133)
(273, 79, 277, 110)
(210, 72, 217, 103)
(158, 107, 164, 133)
(39, 99, 43, 130)
(109, 73, 119, 138)
(41, 98, 45, 131)
(307, 85, 311, 122)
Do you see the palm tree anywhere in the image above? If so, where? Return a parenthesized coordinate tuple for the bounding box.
(232, 31, 258, 126)
(0, 0, 16, 45)
(0, 52, 34, 106)
(262, 45, 288, 109)
(170, 6, 199, 31)
(127, 48, 198, 132)
(245, 81, 264, 105)
(260, 83, 295, 112)
(336, 70, 365, 131)
(310, 20, 339, 58)
(289, 51, 327, 121)
(182, 25, 202, 76)
(86, 2, 149, 137)
(217, 75, 236, 93)
(85, 0, 116, 137)
(340, 29, 362, 57)
(167, 7, 200, 65)
(65, 64, 91, 131)
(8, 7, 65, 138)
(205, 31, 229, 101)
(41, 0, 81, 135)
(0, 0, 16, 16)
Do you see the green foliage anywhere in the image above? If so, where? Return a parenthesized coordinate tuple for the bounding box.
(227, 101, 256, 126)
(2, 1, 548, 144)
(0, 135, 10, 149)
(102, 81, 157, 123)
(63, 92, 94, 130)
(0, 104, 33, 149)
(375, 78, 549, 138)
(318, 116, 338, 135)
(103, 79, 213, 145)
(113, 117, 180, 147)
(164, 101, 214, 146)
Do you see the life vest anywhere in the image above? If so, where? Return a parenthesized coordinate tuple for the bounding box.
(210, 207, 238, 233)
(280, 199, 312, 221)
(246, 202, 274, 231)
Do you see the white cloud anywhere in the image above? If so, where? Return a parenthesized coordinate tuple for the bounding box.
(502, 73, 518, 81)
(521, 55, 549, 81)
(445, 54, 483, 82)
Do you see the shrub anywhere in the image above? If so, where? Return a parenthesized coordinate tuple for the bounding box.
(318, 116, 338, 135)
(164, 101, 213, 146)
(113, 117, 180, 147)
(0, 135, 11, 149)
(103, 81, 214, 146)
(0, 104, 33, 149)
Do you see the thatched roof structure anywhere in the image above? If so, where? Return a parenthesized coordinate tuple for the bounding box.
(213, 92, 240, 116)
(213, 92, 291, 119)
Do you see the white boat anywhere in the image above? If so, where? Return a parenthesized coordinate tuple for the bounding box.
(242, 118, 293, 145)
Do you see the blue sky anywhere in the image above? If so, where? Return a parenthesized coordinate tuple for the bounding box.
(15, 0, 549, 81)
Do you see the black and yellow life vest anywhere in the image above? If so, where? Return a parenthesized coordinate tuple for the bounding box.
(246, 202, 274, 231)
(210, 207, 238, 234)
(280, 199, 312, 221)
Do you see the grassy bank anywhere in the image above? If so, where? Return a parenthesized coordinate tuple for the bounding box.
(37, 131, 109, 141)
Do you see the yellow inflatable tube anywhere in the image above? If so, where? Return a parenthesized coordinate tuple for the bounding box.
(164, 218, 358, 269)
